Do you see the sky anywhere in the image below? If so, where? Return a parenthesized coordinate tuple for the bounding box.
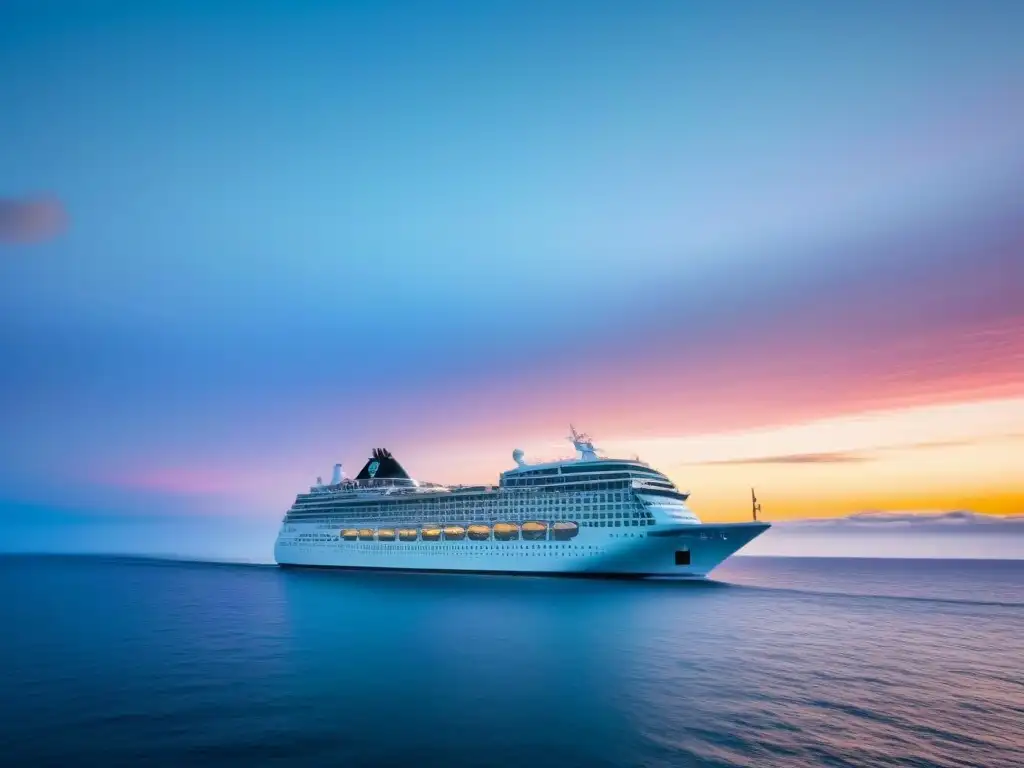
(1, 0, 1022, 561)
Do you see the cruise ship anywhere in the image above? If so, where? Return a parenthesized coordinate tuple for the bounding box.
(274, 429, 770, 578)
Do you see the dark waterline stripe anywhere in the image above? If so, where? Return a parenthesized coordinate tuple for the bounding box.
(277, 562, 705, 580)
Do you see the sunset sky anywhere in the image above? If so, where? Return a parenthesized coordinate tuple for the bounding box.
(1, 1, 1022, 559)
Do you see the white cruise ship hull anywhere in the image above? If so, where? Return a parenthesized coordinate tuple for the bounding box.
(276, 435, 771, 578)
(275, 521, 769, 578)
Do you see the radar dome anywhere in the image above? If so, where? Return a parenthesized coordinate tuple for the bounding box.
(512, 448, 526, 466)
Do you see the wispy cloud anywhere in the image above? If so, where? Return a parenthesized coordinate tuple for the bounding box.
(872, 433, 1024, 453)
(744, 510, 1024, 559)
(683, 432, 1024, 469)
(876, 439, 976, 452)
(0, 197, 67, 244)
(696, 451, 870, 466)
(89, 467, 250, 498)
(775, 510, 1024, 528)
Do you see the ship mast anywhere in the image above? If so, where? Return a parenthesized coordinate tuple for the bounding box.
(568, 425, 600, 461)
(751, 487, 762, 521)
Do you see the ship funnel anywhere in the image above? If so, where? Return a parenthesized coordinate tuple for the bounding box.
(331, 463, 344, 484)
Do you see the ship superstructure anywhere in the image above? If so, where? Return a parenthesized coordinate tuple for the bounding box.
(274, 429, 769, 577)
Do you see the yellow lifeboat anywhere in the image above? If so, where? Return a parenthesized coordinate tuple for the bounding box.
(521, 521, 548, 541)
(493, 522, 519, 541)
(421, 525, 442, 541)
(398, 529, 418, 541)
(358, 528, 375, 541)
(467, 524, 490, 541)
(443, 525, 466, 541)
(552, 521, 579, 540)
(377, 528, 396, 541)
(341, 529, 359, 541)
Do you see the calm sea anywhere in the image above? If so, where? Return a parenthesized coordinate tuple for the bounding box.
(1, 556, 1021, 768)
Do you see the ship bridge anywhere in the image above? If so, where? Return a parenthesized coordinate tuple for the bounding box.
(500, 428, 688, 501)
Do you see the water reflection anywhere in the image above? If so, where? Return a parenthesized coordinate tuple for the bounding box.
(2, 556, 1021, 767)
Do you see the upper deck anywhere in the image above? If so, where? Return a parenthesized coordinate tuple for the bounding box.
(289, 429, 688, 517)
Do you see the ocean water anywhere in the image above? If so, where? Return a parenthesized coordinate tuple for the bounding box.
(1, 556, 1021, 768)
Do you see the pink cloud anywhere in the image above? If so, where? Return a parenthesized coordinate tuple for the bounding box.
(85, 462, 307, 509)
(0, 197, 68, 244)
(97, 467, 240, 496)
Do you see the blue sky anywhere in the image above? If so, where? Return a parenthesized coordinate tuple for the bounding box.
(1, 0, 1022, 559)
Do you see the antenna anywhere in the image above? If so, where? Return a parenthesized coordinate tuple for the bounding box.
(568, 425, 600, 461)
(751, 487, 762, 521)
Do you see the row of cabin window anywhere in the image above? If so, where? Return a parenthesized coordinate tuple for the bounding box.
(289, 504, 639, 521)
(504, 472, 664, 487)
(295, 479, 637, 506)
(295, 489, 634, 511)
(294, 493, 640, 511)
(289, 511, 656, 528)
(514, 463, 667, 478)
(585, 510, 653, 520)
(289, 503, 643, 521)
